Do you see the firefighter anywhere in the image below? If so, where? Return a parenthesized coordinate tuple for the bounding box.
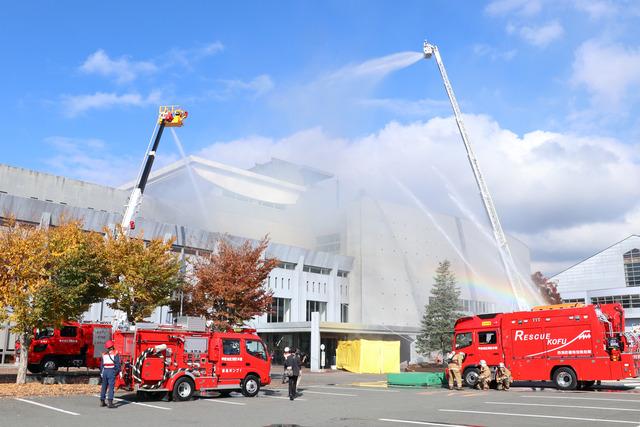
(495, 362, 512, 391)
(447, 351, 464, 390)
(476, 360, 491, 390)
(99, 340, 121, 408)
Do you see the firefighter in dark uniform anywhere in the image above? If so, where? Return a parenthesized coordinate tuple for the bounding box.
(100, 340, 121, 408)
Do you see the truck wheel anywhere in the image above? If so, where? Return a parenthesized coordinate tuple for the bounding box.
(172, 377, 195, 401)
(27, 364, 42, 374)
(463, 368, 479, 387)
(42, 357, 58, 373)
(241, 374, 260, 397)
(553, 367, 577, 390)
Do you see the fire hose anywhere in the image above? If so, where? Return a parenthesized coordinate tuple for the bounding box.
(131, 344, 190, 390)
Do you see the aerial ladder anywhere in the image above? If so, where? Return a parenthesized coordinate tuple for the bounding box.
(422, 41, 528, 310)
(121, 106, 188, 232)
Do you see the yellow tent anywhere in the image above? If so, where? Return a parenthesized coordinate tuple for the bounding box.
(336, 339, 400, 374)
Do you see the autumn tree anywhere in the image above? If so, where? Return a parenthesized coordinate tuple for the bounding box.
(0, 219, 109, 384)
(103, 226, 182, 323)
(531, 271, 562, 304)
(416, 260, 462, 360)
(181, 236, 278, 331)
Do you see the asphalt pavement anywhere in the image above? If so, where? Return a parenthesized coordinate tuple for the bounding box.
(1, 372, 639, 427)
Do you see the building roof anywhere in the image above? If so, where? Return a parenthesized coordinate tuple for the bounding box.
(249, 158, 334, 187)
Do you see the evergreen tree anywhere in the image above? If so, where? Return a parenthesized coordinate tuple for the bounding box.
(416, 260, 462, 359)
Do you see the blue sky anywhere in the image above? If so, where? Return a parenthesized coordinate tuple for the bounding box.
(2, 0, 640, 273)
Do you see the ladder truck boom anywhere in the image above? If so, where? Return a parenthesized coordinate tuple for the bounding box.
(422, 41, 527, 310)
(121, 106, 188, 232)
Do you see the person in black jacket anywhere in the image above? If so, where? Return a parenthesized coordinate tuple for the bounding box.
(283, 347, 300, 400)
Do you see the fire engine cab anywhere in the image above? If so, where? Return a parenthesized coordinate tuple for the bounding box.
(20, 322, 112, 373)
(453, 303, 640, 390)
(113, 321, 271, 401)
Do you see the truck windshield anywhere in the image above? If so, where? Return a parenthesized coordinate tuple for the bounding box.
(455, 332, 473, 349)
(245, 340, 267, 360)
(35, 327, 54, 339)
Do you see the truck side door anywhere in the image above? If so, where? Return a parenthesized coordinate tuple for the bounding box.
(218, 338, 244, 385)
(58, 325, 80, 355)
(244, 338, 269, 378)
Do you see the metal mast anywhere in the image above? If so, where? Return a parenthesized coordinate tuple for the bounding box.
(422, 41, 527, 310)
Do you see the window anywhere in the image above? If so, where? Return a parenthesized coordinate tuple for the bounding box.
(288, 278, 290, 290)
(455, 332, 473, 349)
(268, 298, 291, 323)
(222, 339, 241, 355)
(303, 265, 331, 275)
(624, 249, 640, 287)
(245, 340, 267, 360)
(562, 298, 586, 304)
(337, 270, 349, 278)
(591, 294, 640, 309)
(35, 327, 54, 339)
(340, 304, 349, 323)
(478, 331, 497, 345)
(278, 261, 297, 270)
(306, 300, 327, 321)
(60, 326, 77, 337)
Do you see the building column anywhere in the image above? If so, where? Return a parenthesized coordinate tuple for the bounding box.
(310, 311, 321, 371)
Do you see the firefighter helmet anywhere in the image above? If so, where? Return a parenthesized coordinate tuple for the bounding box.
(284, 347, 290, 353)
(105, 340, 114, 349)
(480, 360, 487, 366)
(499, 362, 505, 368)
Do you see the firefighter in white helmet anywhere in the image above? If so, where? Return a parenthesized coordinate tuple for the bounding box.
(447, 351, 465, 390)
(476, 360, 491, 390)
(496, 362, 512, 390)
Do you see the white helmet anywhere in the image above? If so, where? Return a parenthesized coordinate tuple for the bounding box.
(479, 360, 487, 366)
(499, 362, 505, 368)
(284, 347, 290, 353)
(458, 351, 465, 356)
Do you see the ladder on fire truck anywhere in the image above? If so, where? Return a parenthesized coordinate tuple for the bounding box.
(121, 106, 188, 233)
(422, 41, 528, 310)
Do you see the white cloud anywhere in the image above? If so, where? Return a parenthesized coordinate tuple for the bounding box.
(486, 0, 542, 16)
(473, 44, 518, 61)
(196, 115, 640, 276)
(571, 39, 640, 107)
(572, 0, 621, 19)
(217, 74, 274, 99)
(166, 41, 224, 68)
(507, 21, 564, 47)
(61, 90, 161, 117)
(80, 50, 157, 83)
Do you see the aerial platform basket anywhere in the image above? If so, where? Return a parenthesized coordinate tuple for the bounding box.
(158, 105, 188, 127)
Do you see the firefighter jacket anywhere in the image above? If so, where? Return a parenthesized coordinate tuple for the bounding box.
(478, 365, 491, 379)
(496, 367, 512, 383)
(100, 350, 121, 374)
(448, 352, 464, 371)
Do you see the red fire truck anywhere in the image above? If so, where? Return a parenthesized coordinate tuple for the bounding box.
(452, 303, 640, 390)
(113, 324, 272, 401)
(21, 322, 112, 373)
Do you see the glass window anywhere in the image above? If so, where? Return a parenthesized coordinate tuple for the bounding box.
(268, 298, 291, 323)
(455, 332, 473, 349)
(306, 300, 327, 321)
(222, 339, 241, 355)
(245, 340, 267, 360)
(340, 304, 349, 323)
(478, 331, 497, 344)
(35, 327, 54, 339)
(624, 249, 640, 287)
(60, 326, 77, 337)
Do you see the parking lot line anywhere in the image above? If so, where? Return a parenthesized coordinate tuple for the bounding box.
(308, 385, 398, 393)
(379, 418, 472, 426)
(203, 398, 246, 405)
(93, 395, 171, 410)
(302, 390, 358, 397)
(15, 398, 80, 416)
(522, 395, 640, 403)
(486, 401, 640, 412)
(439, 409, 640, 424)
(261, 395, 308, 401)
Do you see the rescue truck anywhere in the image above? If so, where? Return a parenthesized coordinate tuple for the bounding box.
(113, 322, 271, 401)
(452, 303, 640, 390)
(20, 322, 112, 373)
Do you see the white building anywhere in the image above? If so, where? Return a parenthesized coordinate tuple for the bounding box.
(0, 157, 533, 365)
(554, 235, 640, 330)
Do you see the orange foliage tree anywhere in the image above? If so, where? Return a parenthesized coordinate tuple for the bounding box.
(531, 271, 562, 305)
(181, 236, 278, 331)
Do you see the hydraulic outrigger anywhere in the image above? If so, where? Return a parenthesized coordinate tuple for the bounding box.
(121, 106, 188, 232)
